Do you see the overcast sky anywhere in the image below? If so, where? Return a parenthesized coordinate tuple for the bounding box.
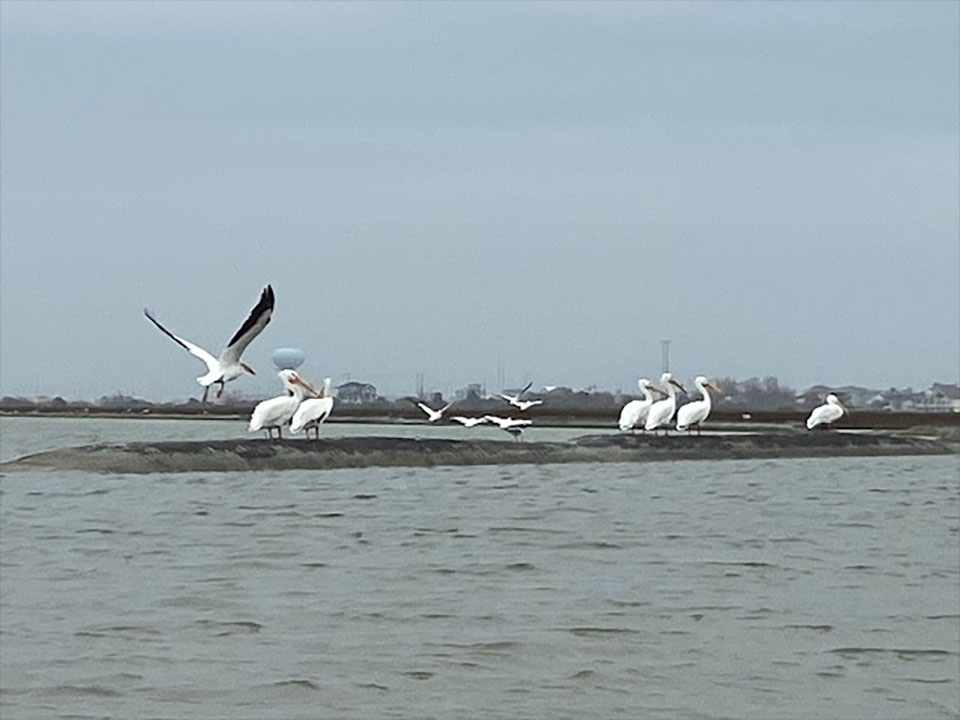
(1, 0, 957, 401)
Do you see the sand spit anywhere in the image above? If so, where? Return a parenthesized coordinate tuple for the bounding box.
(2, 431, 956, 474)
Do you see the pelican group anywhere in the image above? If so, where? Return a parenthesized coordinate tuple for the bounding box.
(248, 369, 318, 440)
(145, 285, 275, 402)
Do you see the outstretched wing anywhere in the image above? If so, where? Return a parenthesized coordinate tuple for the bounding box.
(519, 381, 533, 397)
(221, 285, 275, 365)
(144, 309, 219, 374)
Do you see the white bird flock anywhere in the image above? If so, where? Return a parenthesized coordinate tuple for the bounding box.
(145, 286, 851, 441)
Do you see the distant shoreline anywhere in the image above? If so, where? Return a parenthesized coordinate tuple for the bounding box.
(2, 407, 958, 433)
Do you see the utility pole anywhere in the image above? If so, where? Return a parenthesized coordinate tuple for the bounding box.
(661, 339, 671, 374)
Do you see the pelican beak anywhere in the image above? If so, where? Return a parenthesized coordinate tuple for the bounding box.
(241, 362, 256, 375)
(293, 376, 321, 397)
(705, 382, 720, 394)
(671, 379, 687, 394)
(651, 384, 669, 397)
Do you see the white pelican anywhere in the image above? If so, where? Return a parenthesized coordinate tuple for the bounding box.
(484, 415, 532, 430)
(644, 372, 687, 433)
(414, 401, 452, 423)
(806, 394, 848, 430)
(451, 416, 488, 428)
(248, 369, 318, 440)
(676, 376, 721, 434)
(291, 377, 334, 439)
(618, 378, 661, 433)
(498, 381, 533, 407)
(144, 285, 275, 402)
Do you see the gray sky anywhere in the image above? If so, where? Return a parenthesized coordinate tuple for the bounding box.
(1, 0, 958, 401)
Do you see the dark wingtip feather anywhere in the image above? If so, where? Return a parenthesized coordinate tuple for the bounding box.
(226, 285, 276, 349)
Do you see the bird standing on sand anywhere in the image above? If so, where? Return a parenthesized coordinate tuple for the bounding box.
(806, 394, 848, 430)
(645, 372, 687, 433)
(618, 378, 660, 433)
(291, 377, 334, 439)
(676, 376, 720, 435)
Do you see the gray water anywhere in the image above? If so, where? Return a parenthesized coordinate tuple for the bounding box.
(1, 417, 958, 719)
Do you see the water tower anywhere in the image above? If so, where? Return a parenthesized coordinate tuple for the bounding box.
(271, 348, 305, 371)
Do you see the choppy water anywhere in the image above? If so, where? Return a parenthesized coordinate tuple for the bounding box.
(1, 417, 958, 719)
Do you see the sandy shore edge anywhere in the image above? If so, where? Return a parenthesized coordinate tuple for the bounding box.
(2, 431, 956, 474)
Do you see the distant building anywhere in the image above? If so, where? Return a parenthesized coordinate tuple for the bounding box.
(454, 383, 484, 402)
(918, 383, 960, 413)
(335, 381, 378, 404)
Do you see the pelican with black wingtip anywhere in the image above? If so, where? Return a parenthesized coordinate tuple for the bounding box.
(144, 285, 275, 402)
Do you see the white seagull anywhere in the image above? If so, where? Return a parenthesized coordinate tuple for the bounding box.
(806, 394, 848, 430)
(291, 377, 335, 439)
(676, 376, 721, 434)
(144, 285, 275, 402)
(644, 372, 687, 433)
(451, 415, 488, 428)
(414, 401, 452, 423)
(248, 369, 318, 440)
(618, 378, 661, 433)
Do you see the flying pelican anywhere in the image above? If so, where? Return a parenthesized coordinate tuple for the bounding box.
(484, 415, 531, 441)
(484, 415, 532, 430)
(618, 378, 661, 433)
(144, 285, 275, 402)
(413, 400, 452, 423)
(644, 372, 687, 433)
(676, 376, 721, 435)
(498, 381, 533, 407)
(806, 394, 848, 430)
(291, 377, 334, 439)
(451, 415, 488, 428)
(248, 369, 318, 440)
